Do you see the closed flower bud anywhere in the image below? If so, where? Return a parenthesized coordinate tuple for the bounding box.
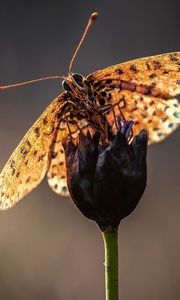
(63, 119, 148, 232)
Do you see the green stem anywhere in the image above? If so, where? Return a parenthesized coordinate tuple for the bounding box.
(102, 230, 119, 300)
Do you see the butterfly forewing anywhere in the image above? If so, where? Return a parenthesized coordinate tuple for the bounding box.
(0, 93, 67, 209)
(87, 52, 180, 143)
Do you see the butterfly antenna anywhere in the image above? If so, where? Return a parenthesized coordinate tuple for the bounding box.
(0, 75, 64, 91)
(0, 13, 98, 91)
(69, 12, 98, 74)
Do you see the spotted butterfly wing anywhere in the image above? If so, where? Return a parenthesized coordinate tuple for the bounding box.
(0, 93, 70, 209)
(86, 52, 180, 143)
(0, 88, 103, 208)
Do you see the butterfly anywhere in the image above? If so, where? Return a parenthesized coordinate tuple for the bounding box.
(0, 12, 180, 210)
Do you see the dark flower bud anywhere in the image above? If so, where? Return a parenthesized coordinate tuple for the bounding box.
(63, 120, 148, 232)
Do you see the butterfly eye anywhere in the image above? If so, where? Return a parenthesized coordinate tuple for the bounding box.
(98, 98, 106, 106)
(72, 73, 83, 87)
(62, 80, 72, 92)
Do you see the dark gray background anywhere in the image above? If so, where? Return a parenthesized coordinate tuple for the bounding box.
(0, 1, 180, 299)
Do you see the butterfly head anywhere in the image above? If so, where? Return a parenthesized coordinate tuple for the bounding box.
(62, 73, 89, 100)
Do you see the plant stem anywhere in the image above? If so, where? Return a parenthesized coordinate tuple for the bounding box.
(102, 230, 119, 300)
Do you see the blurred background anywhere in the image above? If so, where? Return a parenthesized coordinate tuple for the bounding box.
(0, 0, 180, 299)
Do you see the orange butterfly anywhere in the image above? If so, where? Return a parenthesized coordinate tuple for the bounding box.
(0, 12, 179, 210)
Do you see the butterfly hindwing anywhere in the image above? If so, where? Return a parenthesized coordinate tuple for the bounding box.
(104, 90, 180, 143)
(47, 109, 94, 197)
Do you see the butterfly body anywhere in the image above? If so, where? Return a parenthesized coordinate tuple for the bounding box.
(0, 52, 180, 209)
